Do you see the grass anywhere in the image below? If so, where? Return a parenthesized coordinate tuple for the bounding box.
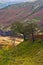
(0, 40, 43, 65)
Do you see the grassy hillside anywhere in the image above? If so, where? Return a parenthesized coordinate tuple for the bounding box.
(0, 40, 43, 65)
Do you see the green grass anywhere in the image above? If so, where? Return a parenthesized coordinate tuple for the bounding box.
(0, 40, 43, 65)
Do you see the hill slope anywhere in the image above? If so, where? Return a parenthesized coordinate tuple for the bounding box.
(0, 40, 43, 65)
(0, 2, 43, 23)
(0, 2, 32, 25)
(0, 1, 43, 29)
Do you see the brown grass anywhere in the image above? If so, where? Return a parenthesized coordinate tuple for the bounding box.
(0, 36, 24, 46)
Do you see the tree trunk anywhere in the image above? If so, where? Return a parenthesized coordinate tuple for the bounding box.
(32, 32, 35, 43)
(31, 28, 35, 43)
(23, 34, 26, 41)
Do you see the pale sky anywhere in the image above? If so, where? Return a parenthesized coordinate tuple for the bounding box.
(0, 0, 37, 3)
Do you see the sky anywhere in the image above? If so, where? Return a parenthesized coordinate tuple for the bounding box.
(0, 0, 37, 3)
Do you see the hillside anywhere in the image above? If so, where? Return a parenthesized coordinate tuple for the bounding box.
(0, 40, 43, 65)
(0, 1, 43, 28)
(0, 2, 32, 25)
(0, 1, 43, 65)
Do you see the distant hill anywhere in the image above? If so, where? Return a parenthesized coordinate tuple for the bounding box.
(0, 0, 43, 29)
(0, 1, 21, 9)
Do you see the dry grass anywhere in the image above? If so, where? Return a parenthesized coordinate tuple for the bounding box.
(0, 36, 24, 46)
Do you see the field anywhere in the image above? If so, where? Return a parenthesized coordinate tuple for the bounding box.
(0, 37, 43, 65)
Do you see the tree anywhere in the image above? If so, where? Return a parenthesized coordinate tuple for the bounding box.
(26, 19, 39, 42)
(11, 19, 39, 42)
(11, 21, 30, 41)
